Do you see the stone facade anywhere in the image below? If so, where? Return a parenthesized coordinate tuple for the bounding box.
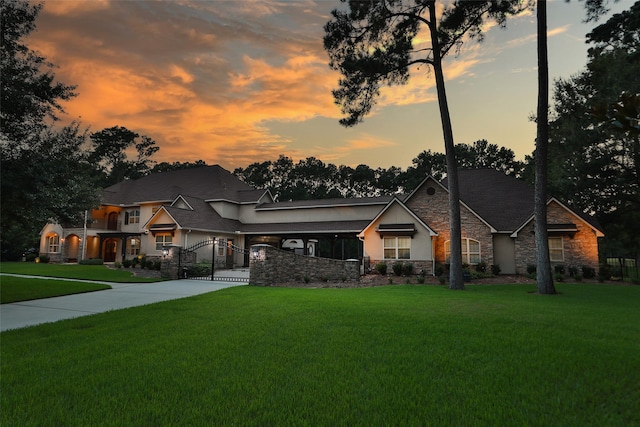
(161, 246, 196, 279)
(514, 200, 600, 274)
(250, 245, 360, 286)
(405, 179, 494, 266)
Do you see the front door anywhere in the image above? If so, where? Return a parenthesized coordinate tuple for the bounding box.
(104, 239, 118, 262)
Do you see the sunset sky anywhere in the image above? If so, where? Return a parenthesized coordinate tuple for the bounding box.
(29, 0, 632, 171)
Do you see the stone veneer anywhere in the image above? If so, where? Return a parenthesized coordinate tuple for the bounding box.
(405, 179, 494, 266)
(249, 245, 360, 286)
(514, 200, 600, 274)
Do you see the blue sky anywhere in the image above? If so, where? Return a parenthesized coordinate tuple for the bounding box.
(30, 0, 633, 170)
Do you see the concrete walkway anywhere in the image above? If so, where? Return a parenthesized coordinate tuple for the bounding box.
(0, 275, 248, 332)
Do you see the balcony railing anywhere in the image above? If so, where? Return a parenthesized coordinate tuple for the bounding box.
(62, 219, 122, 231)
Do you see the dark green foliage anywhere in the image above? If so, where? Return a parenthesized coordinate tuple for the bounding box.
(375, 262, 387, 276)
(88, 126, 160, 187)
(582, 265, 597, 279)
(491, 264, 501, 276)
(392, 261, 404, 276)
(568, 266, 579, 277)
(401, 262, 414, 277)
(532, 2, 640, 261)
(0, 1, 100, 259)
(527, 264, 536, 275)
(554, 265, 565, 275)
(598, 264, 613, 282)
(186, 264, 211, 277)
(475, 262, 487, 273)
(38, 255, 49, 263)
(79, 258, 103, 265)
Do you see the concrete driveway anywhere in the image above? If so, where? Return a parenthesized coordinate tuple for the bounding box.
(0, 277, 247, 332)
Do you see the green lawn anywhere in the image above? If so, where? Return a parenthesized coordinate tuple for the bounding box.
(0, 262, 159, 282)
(0, 275, 112, 303)
(1, 283, 638, 426)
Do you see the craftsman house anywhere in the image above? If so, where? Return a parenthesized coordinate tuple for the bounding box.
(39, 166, 603, 275)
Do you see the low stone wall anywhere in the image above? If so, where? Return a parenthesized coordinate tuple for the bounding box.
(250, 245, 360, 286)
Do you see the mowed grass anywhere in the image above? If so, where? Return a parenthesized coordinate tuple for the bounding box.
(0, 262, 159, 282)
(2, 284, 638, 426)
(0, 276, 111, 303)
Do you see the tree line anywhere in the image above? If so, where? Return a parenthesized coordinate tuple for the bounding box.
(1, 0, 637, 267)
(233, 140, 524, 201)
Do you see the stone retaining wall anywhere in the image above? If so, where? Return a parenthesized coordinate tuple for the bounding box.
(250, 245, 360, 286)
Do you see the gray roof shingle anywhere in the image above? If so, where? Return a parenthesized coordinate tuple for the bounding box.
(101, 165, 263, 205)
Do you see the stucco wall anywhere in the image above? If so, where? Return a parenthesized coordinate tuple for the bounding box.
(361, 201, 434, 269)
(249, 245, 359, 286)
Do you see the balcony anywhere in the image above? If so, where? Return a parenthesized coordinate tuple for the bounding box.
(63, 219, 122, 231)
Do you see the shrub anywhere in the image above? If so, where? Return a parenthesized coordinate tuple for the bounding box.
(574, 274, 583, 282)
(598, 264, 612, 282)
(38, 255, 50, 264)
(153, 260, 161, 271)
(114, 261, 122, 269)
(375, 263, 387, 275)
(392, 262, 404, 276)
(416, 271, 425, 284)
(554, 264, 565, 275)
(582, 265, 596, 279)
(475, 262, 487, 273)
(491, 264, 501, 276)
(145, 260, 154, 270)
(25, 253, 38, 262)
(79, 258, 103, 265)
(568, 266, 579, 277)
(438, 275, 446, 285)
(435, 264, 445, 277)
(527, 264, 536, 274)
(554, 273, 565, 282)
(122, 259, 132, 268)
(303, 276, 310, 284)
(401, 262, 414, 276)
(187, 264, 211, 277)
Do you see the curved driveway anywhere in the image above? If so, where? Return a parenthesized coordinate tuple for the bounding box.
(0, 276, 247, 332)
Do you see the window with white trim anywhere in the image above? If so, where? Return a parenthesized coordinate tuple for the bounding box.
(127, 209, 140, 224)
(548, 237, 564, 262)
(218, 239, 226, 256)
(155, 234, 172, 251)
(445, 238, 481, 264)
(47, 234, 60, 253)
(383, 236, 411, 260)
(129, 238, 141, 256)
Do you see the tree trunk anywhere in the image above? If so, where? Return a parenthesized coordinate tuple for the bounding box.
(535, 0, 556, 294)
(429, 2, 464, 290)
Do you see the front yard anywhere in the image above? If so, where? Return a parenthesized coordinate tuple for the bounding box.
(1, 283, 638, 426)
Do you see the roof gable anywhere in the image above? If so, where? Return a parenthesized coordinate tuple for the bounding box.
(441, 169, 534, 232)
(511, 197, 605, 237)
(359, 197, 437, 238)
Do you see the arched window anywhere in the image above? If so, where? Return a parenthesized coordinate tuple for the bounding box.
(445, 238, 481, 264)
(46, 234, 60, 253)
